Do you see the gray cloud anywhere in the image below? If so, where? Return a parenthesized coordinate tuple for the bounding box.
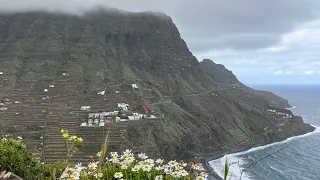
(1, 0, 320, 53)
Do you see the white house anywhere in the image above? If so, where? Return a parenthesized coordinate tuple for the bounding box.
(0, 103, 4, 106)
(97, 91, 105, 95)
(44, 89, 48, 92)
(0, 107, 8, 111)
(131, 84, 138, 89)
(149, 115, 156, 119)
(111, 111, 119, 115)
(94, 119, 99, 125)
(0, 72, 3, 75)
(80, 106, 91, 110)
(49, 84, 55, 88)
(88, 113, 95, 118)
(99, 122, 105, 127)
(117, 103, 128, 111)
(62, 73, 69, 76)
(80, 122, 87, 127)
(88, 119, 93, 124)
(14, 101, 21, 104)
(94, 113, 100, 118)
(128, 116, 140, 120)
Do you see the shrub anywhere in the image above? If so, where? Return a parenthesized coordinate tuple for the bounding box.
(0, 137, 42, 179)
(43, 161, 71, 180)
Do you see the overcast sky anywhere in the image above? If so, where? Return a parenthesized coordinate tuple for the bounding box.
(1, 0, 320, 84)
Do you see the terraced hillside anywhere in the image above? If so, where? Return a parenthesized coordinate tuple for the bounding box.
(0, 8, 314, 162)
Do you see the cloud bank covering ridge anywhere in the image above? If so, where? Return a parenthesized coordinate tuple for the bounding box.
(1, 0, 320, 84)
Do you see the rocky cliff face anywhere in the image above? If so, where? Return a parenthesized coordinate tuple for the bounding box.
(0, 8, 314, 162)
(200, 59, 292, 109)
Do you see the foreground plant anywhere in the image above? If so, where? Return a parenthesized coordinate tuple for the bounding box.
(60, 129, 83, 161)
(60, 149, 208, 180)
(0, 137, 42, 180)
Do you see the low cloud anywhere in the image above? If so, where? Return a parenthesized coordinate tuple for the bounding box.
(1, 0, 320, 84)
(1, 0, 320, 52)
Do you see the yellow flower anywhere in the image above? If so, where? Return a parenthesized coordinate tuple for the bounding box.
(77, 137, 83, 142)
(60, 129, 65, 134)
(62, 133, 69, 138)
(69, 135, 77, 141)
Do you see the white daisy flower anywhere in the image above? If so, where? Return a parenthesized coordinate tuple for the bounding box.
(74, 163, 83, 171)
(123, 149, 132, 154)
(171, 171, 181, 178)
(155, 166, 163, 171)
(156, 159, 164, 164)
(145, 159, 154, 165)
(138, 153, 148, 159)
(70, 171, 80, 179)
(110, 156, 119, 164)
(114, 172, 123, 179)
(164, 168, 172, 174)
(201, 171, 208, 178)
(142, 164, 152, 172)
(181, 162, 187, 167)
(110, 152, 118, 157)
(196, 176, 207, 180)
(168, 160, 178, 167)
(121, 165, 128, 170)
(88, 162, 97, 170)
(125, 156, 135, 163)
(137, 161, 145, 166)
(175, 165, 183, 170)
(131, 165, 140, 172)
(94, 173, 103, 178)
(154, 175, 163, 180)
(180, 170, 189, 177)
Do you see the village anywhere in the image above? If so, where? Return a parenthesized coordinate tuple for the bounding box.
(0, 72, 161, 129)
(79, 103, 158, 127)
(267, 109, 293, 118)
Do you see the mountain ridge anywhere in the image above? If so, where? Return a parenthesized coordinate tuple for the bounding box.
(200, 59, 292, 109)
(0, 9, 314, 162)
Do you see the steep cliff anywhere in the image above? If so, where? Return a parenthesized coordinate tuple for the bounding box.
(200, 59, 292, 108)
(0, 8, 314, 162)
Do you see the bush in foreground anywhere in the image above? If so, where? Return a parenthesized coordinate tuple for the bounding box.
(0, 137, 42, 179)
(1, 129, 228, 180)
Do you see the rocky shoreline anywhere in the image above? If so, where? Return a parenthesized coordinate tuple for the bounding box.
(203, 125, 316, 180)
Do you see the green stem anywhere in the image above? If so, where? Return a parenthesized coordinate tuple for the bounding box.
(65, 138, 69, 161)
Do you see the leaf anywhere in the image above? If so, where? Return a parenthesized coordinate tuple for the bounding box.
(224, 157, 229, 180)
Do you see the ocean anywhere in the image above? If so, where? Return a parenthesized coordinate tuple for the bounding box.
(209, 85, 320, 180)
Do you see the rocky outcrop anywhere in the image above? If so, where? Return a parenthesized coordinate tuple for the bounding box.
(0, 8, 313, 162)
(200, 59, 292, 108)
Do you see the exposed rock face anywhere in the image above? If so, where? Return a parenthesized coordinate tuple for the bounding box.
(0, 8, 314, 162)
(200, 59, 292, 108)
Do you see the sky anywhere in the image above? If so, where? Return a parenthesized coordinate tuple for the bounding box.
(1, 0, 320, 84)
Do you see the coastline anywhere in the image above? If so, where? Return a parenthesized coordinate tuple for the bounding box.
(203, 125, 317, 180)
(203, 146, 255, 180)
